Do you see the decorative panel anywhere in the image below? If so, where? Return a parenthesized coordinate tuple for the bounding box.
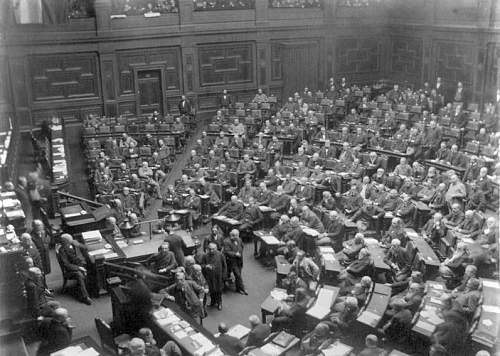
(10, 59, 28, 107)
(167, 96, 180, 114)
(391, 37, 423, 75)
(485, 43, 500, 101)
(335, 38, 381, 73)
(433, 40, 475, 88)
(118, 101, 137, 115)
(198, 43, 254, 86)
(102, 60, 115, 100)
(186, 55, 194, 92)
(269, 86, 282, 104)
(259, 48, 266, 86)
(271, 43, 282, 81)
(0, 56, 9, 105)
(29, 53, 99, 101)
(197, 94, 218, 110)
(117, 47, 181, 95)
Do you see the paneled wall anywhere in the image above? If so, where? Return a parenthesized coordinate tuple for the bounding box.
(1, 0, 498, 130)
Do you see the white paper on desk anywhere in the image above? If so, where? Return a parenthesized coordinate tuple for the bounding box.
(116, 240, 128, 248)
(357, 310, 379, 326)
(317, 288, 335, 307)
(191, 332, 212, 347)
(260, 342, 284, 356)
(132, 239, 144, 244)
(483, 305, 500, 313)
(158, 315, 179, 326)
(88, 248, 111, 256)
(78, 348, 99, 356)
(482, 280, 500, 289)
(307, 304, 329, 320)
(50, 346, 83, 356)
(65, 212, 81, 218)
(228, 324, 250, 339)
(430, 297, 443, 305)
(302, 227, 319, 237)
(261, 234, 280, 245)
(319, 246, 334, 254)
(82, 230, 102, 240)
(270, 289, 288, 301)
(174, 330, 188, 339)
(321, 342, 353, 356)
(323, 253, 335, 262)
(415, 320, 436, 333)
(104, 252, 118, 259)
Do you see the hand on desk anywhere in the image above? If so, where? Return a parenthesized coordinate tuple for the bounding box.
(167, 295, 175, 302)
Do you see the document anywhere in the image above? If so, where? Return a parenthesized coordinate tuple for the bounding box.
(228, 324, 250, 339)
(260, 342, 284, 356)
(416, 320, 436, 333)
(88, 248, 110, 256)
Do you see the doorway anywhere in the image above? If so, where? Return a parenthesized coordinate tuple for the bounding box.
(137, 69, 163, 115)
(281, 42, 319, 98)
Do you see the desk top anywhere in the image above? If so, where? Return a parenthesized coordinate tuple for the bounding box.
(366, 244, 391, 271)
(250, 331, 299, 356)
(306, 285, 339, 320)
(51, 336, 110, 356)
(412, 281, 447, 337)
(320, 341, 354, 356)
(152, 302, 228, 356)
(261, 288, 288, 315)
(121, 236, 164, 260)
(472, 279, 500, 348)
(357, 283, 391, 328)
(405, 229, 440, 267)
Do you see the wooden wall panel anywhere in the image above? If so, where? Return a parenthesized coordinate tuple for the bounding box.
(9, 59, 29, 108)
(198, 43, 254, 87)
(117, 47, 181, 95)
(485, 43, 500, 101)
(391, 37, 423, 76)
(29, 53, 99, 101)
(102, 59, 115, 100)
(118, 101, 136, 115)
(432, 40, 475, 99)
(336, 37, 381, 74)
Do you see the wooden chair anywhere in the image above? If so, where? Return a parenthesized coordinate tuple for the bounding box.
(95, 317, 130, 356)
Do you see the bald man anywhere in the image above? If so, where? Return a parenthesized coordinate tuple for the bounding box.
(37, 308, 72, 356)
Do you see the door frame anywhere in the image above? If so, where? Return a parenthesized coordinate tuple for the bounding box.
(133, 65, 167, 116)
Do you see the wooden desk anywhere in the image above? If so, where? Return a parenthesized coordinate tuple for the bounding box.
(405, 228, 440, 279)
(261, 288, 289, 323)
(150, 301, 229, 356)
(366, 244, 391, 273)
(356, 283, 391, 329)
(306, 285, 340, 322)
(472, 279, 500, 351)
(320, 341, 354, 356)
(211, 215, 241, 235)
(317, 246, 342, 285)
(275, 255, 291, 286)
(254, 230, 283, 256)
(424, 159, 466, 178)
(412, 281, 447, 338)
(121, 236, 164, 261)
(0, 332, 29, 356)
(246, 331, 299, 356)
(389, 350, 411, 356)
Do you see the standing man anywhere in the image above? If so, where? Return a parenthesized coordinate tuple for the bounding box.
(200, 242, 227, 310)
(219, 89, 231, 109)
(223, 229, 248, 295)
(178, 95, 192, 116)
(31, 219, 51, 275)
(160, 272, 205, 320)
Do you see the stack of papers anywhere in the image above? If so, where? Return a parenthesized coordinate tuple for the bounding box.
(82, 230, 102, 243)
(270, 289, 288, 301)
(261, 234, 280, 245)
(88, 248, 111, 257)
(227, 324, 250, 339)
(51, 346, 99, 356)
(260, 342, 284, 356)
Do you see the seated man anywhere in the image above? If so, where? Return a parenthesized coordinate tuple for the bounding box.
(237, 154, 256, 176)
(291, 250, 320, 289)
(350, 199, 384, 234)
(378, 299, 413, 343)
(422, 212, 447, 246)
(336, 233, 366, 265)
(450, 278, 481, 319)
(271, 288, 310, 332)
(444, 203, 465, 228)
(340, 183, 363, 215)
(184, 188, 201, 231)
(317, 211, 345, 250)
(325, 296, 359, 334)
(215, 322, 244, 355)
(268, 185, 291, 220)
(300, 205, 325, 233)
(299, 322, 333, 355)
(281, 270, 308, 296)
(57, 234, 92, 305)
(239, 196, 264, 243)
(383, 238, 411, 283)
(146, 242, 177, 275)
(338, 248, 373, 291)
(246, 315, 271, 348)
(218, 195, 244, 220)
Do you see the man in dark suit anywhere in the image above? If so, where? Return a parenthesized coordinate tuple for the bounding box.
(161, 272, 205, 320)
(178, 95, 191, 116)
(146, 242, 177, 275)
(219, 89, 232, 109)
(20, 233, 44, 273)
(246, 315, 271, 348)
(223, 229, 248, 295)
(215, 322, 243, 354)
(37, 307, 72, 356)
(164, 227, 185, 267)
(57, 233, 92, 305)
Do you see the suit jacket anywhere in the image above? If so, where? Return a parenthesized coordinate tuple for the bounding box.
(269, 194, 291, 212)
(58, 242, 87, 273)
(37, 318, 72, 356)
(216, 334, 243, 354)
(147, 251, 177, 274)
(223, 237, 244, 267)
(241, 205, 264, 226)
(246, 324, 271, 348)
(161, 281, 204, 318)
(178, 99, 191, 115)
(219, 94, 232, 108)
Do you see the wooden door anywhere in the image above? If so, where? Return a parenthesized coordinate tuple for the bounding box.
(282, 42, 319, 98)
(137, 69, 163, 115)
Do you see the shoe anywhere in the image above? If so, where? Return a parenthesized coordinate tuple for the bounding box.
(237, 289, 248, 295)
(217, 304, 222, 310)
(83, 297, 92, 305)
